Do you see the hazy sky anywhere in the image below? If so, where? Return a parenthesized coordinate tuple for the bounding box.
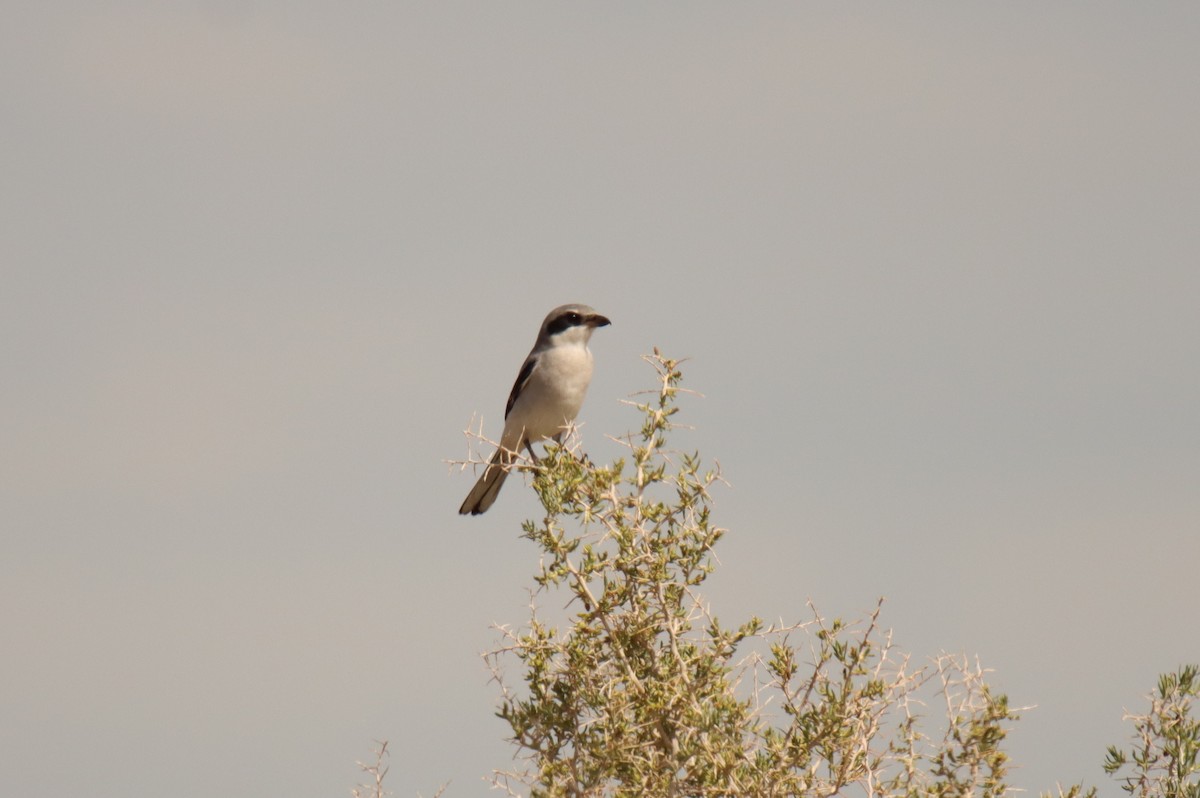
(3, 3, 1198, 796)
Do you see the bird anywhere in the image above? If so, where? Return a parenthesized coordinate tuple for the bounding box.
(459, 303, 611, 515)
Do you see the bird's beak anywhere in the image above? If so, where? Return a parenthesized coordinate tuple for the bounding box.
(588, 313, 612, 328)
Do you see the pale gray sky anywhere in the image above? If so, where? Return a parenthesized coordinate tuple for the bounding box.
(2, 3, 1198, 796)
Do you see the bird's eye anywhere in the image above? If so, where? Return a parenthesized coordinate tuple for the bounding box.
(566, 313, 581, 324)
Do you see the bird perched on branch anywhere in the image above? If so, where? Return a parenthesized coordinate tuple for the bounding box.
(459, 303, 611, 515)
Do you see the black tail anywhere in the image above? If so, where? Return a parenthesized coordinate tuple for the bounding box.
(458, 447, 514, 515)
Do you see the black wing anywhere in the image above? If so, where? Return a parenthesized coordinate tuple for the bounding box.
(505, 355, 537, 419)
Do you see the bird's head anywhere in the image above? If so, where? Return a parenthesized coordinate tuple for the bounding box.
(539, 303, 611, 346)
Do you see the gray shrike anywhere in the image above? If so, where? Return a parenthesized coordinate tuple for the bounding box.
(459, 304, 611, 515)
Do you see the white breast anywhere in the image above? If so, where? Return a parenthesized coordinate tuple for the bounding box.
(505, 341, 595, 444)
